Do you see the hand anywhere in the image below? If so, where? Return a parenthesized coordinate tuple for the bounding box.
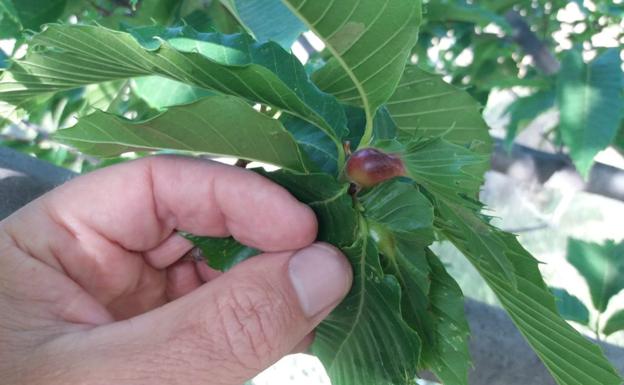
(0, 156, 352, 385)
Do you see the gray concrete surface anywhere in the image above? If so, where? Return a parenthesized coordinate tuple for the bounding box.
(0, 146, 75, 218)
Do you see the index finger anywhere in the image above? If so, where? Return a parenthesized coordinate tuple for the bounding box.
(10, 156, 318, 254)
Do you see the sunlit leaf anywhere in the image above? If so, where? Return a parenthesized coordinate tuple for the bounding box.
(55, 96, 313, 173)
(287, 0, 422, 141)
(566, 238, 624, 312)
(557, 48, 623, 177)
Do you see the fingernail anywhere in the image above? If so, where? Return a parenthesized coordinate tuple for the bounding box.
(288, 243, 352, 318)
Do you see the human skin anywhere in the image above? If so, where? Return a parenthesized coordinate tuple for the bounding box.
(0, 156, 352, 385)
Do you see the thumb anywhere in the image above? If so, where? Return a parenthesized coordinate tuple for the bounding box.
(51, 243, 352, 385)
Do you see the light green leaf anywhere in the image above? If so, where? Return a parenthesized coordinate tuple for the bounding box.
(376, 138, 489, 207)
(286, 0, 422, 143)
(603, 310, 624, 337)
(55, 95, 312, 173)
(0, 24, 347, 157)
(566, 238, 624, 312)
(550, 287, 590, 326)
(387, 66, 492, 155)
(314, 236, 422, 385)
(436, 202, 623, 385)
(557, 48, 623, 177)
(132, 76, 213, 109)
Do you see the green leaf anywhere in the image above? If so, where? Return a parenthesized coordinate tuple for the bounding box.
(436, 202, 623, 385)
(184, 235, 260, 271)
(424, 249, 471, 385)
(566, 238, 624, 312)
(313, 236, 422, 385)
(257, 172, 423, 385)
(377, 138, 489, 207)
(228, 0, 306, 48)
(0, 0, 19, 24)
(344, 105, 398, 148)
(250, 171, 424, 385)
(281, 115, 339, 175)
(387, 66, 492, 156)
(504, 90, 556, 149)
(2, 0, 67, 30)
(361, 180, 435, 344)
(557, 48, 623, 177)
(132, 76, 214, 109)
(55, 95, 313, 173)
(550, 287, 590, 326)
(603, 309, 624, 337)
(0, 47, 7, 69)
(287, 0, 422, 142)
(361, 179, 434, 244)
(183, 171, 357, 269)
(261, 171, 357, 246)
(360, 180, 471, 384)
(0, 24, 347, 157)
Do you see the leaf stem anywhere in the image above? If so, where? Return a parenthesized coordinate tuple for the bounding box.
(595, 313, 602, 342)
(357, 115, 374, 150)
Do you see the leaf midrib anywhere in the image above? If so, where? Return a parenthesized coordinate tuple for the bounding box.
(281, 0, 374, 125)
(326, 217, 369, 371)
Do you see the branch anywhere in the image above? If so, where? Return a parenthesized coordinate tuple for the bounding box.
(491, 138, 624, 202)
(505, 10, 561, 75)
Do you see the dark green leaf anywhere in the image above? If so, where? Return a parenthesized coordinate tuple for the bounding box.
(603, 310, 624, 337)
(344, 106, 398, 148)
(0, 47, 7, 69)
(557, 48, 623, 177)
(566, 238, 624, 312)
(4, 0, 67, 30)
(260, 171, 357, 247)
(550, 287, 590, 326)
(425, 1, 510, 28)
(281, 115, 339, 175)
(361, 180, 470, 384)
(55, 95, 313, 173)
(313, 236, 422, 385)
(424, 249, 471, 385)
(504, 90, 556, 149)
(185, 235, 260, 271)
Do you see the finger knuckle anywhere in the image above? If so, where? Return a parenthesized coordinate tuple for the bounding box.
(214, 279, 293, 369)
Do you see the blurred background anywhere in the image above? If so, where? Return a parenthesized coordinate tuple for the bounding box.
(0, 1, 623, 384)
